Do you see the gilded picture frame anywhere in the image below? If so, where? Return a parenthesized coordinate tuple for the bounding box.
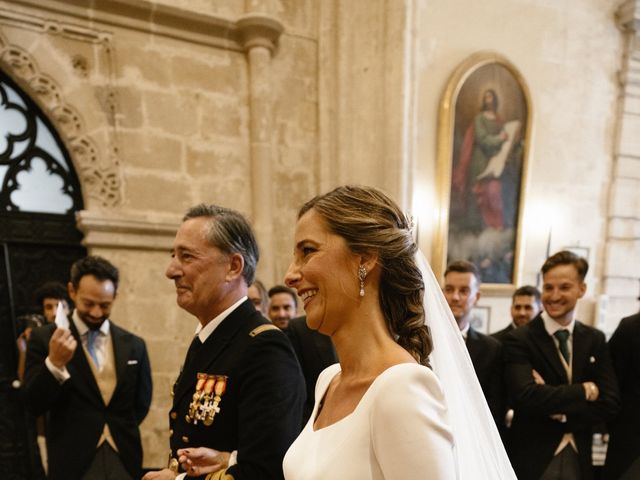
(434, 52, 533, 291)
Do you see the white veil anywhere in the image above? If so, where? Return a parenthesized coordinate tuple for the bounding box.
(417, 251, 516, 479)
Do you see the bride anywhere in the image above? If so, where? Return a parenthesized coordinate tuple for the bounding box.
(179, 185, 515, 479)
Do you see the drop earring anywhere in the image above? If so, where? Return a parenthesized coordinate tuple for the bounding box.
(358, 265, 367, 297)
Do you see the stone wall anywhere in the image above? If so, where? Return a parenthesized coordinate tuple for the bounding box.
(0, 0, 319, 467)
(1, 0, 638, 468)
(410, 0, 633, 332)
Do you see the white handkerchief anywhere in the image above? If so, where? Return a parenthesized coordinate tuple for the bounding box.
(54, 302, 69, 329)
(127, 360, 138, 365)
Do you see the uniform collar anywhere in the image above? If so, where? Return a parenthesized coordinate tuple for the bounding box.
(195, 295, 248, 343)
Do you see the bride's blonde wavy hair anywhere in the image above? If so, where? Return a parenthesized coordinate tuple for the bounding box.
(298, 185, 432, 367)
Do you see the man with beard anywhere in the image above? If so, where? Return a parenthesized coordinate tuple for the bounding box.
(268, 285, 298, 331)
(493, 285, 541, 343)
(24, 256, 152, 480)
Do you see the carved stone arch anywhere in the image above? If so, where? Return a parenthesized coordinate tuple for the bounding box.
(0, 33, 122, 207)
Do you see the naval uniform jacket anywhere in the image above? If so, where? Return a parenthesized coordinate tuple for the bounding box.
(504, 314, 620, 480)
(24, 317, 152, 480)
(170, 299, 305, 479)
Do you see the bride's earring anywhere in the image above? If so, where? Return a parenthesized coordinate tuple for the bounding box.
(358, 265, 367, 297)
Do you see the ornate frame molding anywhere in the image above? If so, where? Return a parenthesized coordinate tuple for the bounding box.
(0, 32, 122, 207)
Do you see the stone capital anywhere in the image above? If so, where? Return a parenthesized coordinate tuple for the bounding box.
(236, 14, 284, 54)
(617, 0, 640, 33)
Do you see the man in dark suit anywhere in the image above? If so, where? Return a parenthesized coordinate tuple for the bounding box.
(491, 285, 541, 438)
(145, 204, 305, 480)
(443, 260, 503, 426)
(605, 312, 640, 479)
(24, 256, 152, 480)
(286, 316, 338, 425)
(492, 285, 541, 343)
(504, 250, 620, 480)
(267, 285, 298, 331)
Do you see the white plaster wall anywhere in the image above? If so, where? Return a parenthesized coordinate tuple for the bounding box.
(411, 0, 624, 329)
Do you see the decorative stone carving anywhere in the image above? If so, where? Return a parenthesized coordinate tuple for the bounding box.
(0, 33, 122, 207)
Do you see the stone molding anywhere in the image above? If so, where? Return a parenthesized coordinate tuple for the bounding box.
(0, 32, 122, 207)
(236, 14, 284, 54)
(76, 210, 180, 251)
(7, 0, 287, 53)
(617, 0, 640, 33)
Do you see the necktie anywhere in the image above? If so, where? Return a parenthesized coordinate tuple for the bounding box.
(554, 329, 570, 364)
(87, 330, 100, 368)
(184, 335, 202, 368)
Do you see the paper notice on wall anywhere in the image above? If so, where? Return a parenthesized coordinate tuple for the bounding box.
(477, 120, 521, 180)
(54, 301, 69, 329)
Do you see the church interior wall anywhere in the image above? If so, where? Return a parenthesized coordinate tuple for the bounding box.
(411, 0, 628, 332)
(1, 0, 638, 468)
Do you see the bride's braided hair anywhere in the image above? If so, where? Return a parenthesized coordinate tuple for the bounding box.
(298, 185, 432, 366)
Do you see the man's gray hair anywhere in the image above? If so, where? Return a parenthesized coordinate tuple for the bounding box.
(183, 204, 259, 285)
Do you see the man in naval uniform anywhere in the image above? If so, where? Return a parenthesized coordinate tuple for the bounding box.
(144, 204, 305, 480)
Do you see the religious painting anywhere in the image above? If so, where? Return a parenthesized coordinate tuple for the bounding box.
(434, 53, 532, 289)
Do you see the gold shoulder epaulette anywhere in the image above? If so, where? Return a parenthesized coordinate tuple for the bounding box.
(249, 324, 280, 337)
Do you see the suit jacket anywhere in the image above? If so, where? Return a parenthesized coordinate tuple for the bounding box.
(286, 316, 338, 425)
(24, 317, 152, 480)
(169, 299, 305, 480)
(605, 313, 640, 479)
(504, 314, 620, 480)
(466, 326, 504, 426)
(491, 323, 515, 344)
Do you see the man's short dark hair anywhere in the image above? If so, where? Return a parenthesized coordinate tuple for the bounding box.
(268, 285, 298, 307)
(70, 256, 119, 291)
(34, 281, 69, 306)
(444, 260, 482, 283)
(541, 250, 589, 281)
(513, 285, 541, 302)
(183, 204, 259, 286)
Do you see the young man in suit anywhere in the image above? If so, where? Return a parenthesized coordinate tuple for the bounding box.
(267, 285, 298, 331)
(504, 250, 620, 480)
(605, 311, 640, 479)
(443, 260, 503, 426)
(24, 256, 152, 480)
(492, 285, 541, 343)
(145, 204, 304, 480)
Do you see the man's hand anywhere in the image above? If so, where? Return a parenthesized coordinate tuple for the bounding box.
(178, 447, 230, 477)
(532, 369, 545, 385)
(142, 468, 177, 480)
(48, 328, 77, 369)
(583, 381, 600, 401)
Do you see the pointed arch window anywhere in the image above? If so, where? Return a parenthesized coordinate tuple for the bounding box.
(0, 70, 83, 213)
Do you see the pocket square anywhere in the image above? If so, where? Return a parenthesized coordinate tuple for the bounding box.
(589, 356, 596, 364)
(127, 360, 138, 365)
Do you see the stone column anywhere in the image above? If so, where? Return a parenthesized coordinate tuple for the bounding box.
(236, 14, 283, 285)
(604, 0, 640, 332)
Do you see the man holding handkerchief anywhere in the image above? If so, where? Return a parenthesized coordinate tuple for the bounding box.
(24, 255, 152, 480)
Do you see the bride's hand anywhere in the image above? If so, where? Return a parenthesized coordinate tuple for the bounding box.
(177, 447, 230, 477)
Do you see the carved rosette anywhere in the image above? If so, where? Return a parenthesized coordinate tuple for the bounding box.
(0, 33, 122, 207)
